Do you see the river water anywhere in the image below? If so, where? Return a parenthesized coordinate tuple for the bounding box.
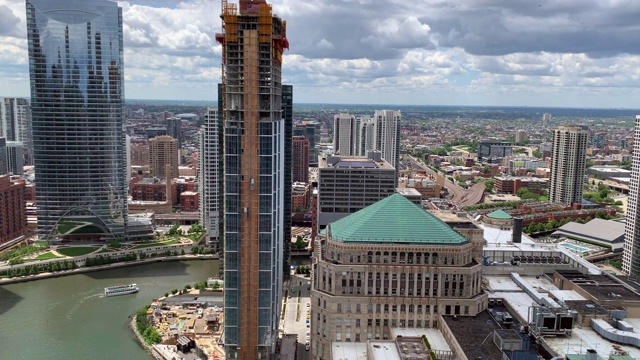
(0, 259, 219, 360)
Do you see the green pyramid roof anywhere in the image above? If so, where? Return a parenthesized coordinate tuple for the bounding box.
(486, 209, 512, 219)
(328, 194, 467, 245)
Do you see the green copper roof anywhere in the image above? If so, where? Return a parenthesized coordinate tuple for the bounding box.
(328, 194, 467, 245)
(486, 209, 512, 219)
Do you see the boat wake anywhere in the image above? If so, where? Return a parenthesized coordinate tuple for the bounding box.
(65, 293, 102, 320)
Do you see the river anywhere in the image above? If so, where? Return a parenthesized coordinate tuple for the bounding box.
(0, 259, 219, 360)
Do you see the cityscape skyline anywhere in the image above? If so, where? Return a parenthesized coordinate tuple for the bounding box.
(3, 0, 640, 107)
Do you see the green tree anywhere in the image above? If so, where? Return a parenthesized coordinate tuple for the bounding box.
(484, 180, 494, 192)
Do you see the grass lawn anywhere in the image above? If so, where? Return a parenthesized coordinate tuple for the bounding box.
(130, 239, 181, 249)
(96, 248, 115, 254)
(57, 247, 99, 257)
(34, 251, 63, 260)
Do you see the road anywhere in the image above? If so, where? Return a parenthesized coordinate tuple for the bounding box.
(408, 156, 484, 208)
(282, 274, 311, 360)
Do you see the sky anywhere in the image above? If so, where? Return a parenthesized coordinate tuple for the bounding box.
(2, 0, 640, 108)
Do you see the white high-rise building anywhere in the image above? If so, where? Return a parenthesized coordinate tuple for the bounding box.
(373, 110, 401, 170)
(5, 141, 23, 175)
(622, 116, 640, 276)
(0, 98, 32, 165)
(548, 125, 588, 205)
(333, 113, 357, 156)
(199, 108, 220, 250)
(356, 117, 375, 156)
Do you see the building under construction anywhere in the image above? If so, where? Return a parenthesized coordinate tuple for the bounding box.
(216, 0, 289, 359)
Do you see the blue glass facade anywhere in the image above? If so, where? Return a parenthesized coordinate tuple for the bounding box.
(26, 0, 127, 241)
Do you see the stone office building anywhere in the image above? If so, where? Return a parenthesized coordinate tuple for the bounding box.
(310, 194, 487, 359)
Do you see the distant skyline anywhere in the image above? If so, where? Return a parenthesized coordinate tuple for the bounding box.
(3, 0, 640, 108)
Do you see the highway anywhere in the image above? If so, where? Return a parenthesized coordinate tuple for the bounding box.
(407, 156, 485, 208)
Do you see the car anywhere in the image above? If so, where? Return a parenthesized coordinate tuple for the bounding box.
(305, 344, 310, 351)
(306, 318, 310, 323)
(306, 314, 311, 319)
(306, 323, 310, 328)
(306, 303, 310, 308)
(306, 331, 310, 336)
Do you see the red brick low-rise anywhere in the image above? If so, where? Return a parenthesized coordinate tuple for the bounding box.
(0, 175, 27, 245)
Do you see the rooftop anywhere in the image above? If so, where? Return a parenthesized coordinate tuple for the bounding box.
(486, 209, 512, 219)
(328, 194, 467, 245)
(443, 311, 503, 360)
(552, 218, 625, 244)
(319, 155, 394, 170)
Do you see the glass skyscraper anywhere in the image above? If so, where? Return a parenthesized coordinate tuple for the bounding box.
(26, 0, 127, 242)
(217, 0, 288, 358)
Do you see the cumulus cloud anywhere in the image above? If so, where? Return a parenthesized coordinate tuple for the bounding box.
(0, 5, 21, 37)
(1, 0, 640, 105)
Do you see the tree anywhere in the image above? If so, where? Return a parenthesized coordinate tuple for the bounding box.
(188, 222, 203, 234)
(484, 180, 494, 192)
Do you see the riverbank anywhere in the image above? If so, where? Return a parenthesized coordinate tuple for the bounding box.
(0, 254, 217, 285)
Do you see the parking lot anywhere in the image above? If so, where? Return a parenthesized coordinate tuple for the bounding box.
(282, 274, 311, 360)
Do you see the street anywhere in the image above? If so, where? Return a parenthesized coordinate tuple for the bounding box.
(282, 273, 312, 360)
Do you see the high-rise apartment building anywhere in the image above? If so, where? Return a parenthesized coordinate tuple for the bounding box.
(199, 109, 221, 250)
(356, 117, 375, 156)
(166, 117, 182, 149)
(294, 121, 321, 166)
(0, 98, 32, 165)
(282, 84, 293, 280)
(217, 0, 289, 358)
(27, 0, 127, 242)
(149, 135, 179, 179)
(292, 136, 309, 183)
(0, 175, 27, 246)
(622, 116, 640, 276)
(373, 110, 401, 170)
(333, 113, 357, 156)
(0, 138, 7, 175)
(549, 125, 588, 205)
(5, 141, 24, 175)
(515, 129, 528, 143)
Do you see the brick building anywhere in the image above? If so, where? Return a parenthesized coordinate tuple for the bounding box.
(0, 175, 27, 245)
(180, 191, 199, 212)
(129, 177, 178, 206)
(293, 136, 309, 183)
(494, 176, 549, 195)
(292, 182, 311, 211)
